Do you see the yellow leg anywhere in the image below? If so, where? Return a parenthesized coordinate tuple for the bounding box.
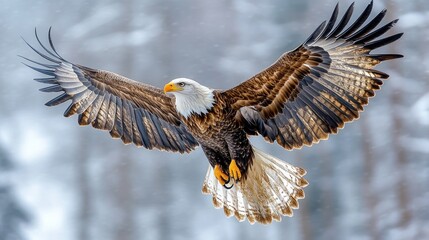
(229, 159, 242, 181)
(214, 164, 229, 185)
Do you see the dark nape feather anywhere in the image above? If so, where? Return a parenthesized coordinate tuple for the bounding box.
(346, 9, 387, 40)
(365, 33, 403, 50)
(337, 0, 373, 39)
(325, 2, 354, 39)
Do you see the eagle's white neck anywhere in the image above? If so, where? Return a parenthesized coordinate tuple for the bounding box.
(171, 82, 215, 118)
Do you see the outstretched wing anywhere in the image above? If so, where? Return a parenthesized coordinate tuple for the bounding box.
(223, 1, 403, 150)
(23, 29, 198, 153)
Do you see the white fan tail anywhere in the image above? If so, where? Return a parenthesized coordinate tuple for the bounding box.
(202, 146, 308, 224)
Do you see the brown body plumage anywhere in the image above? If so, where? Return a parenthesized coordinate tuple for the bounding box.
(24, 1, 402, 224)
(180, 91, 253, 179)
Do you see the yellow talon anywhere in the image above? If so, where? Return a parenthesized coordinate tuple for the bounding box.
(229, 159, 242, 181)
(214, 164, 229, 185)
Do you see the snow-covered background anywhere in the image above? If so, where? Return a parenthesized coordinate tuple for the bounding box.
(0, 0, 428, 240)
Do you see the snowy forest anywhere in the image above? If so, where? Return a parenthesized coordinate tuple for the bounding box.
(0, 0, 428, 239)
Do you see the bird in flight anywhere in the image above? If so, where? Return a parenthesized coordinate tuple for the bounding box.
(23, 1, 402, 224)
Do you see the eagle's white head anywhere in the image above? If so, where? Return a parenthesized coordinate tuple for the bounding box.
(164, 78, 215, 118)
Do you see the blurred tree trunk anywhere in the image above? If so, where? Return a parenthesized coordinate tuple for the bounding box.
(389, 53, 411, 228)
(320, 146, 335, 239)
(415, 3, 429, 239)
(361, 115, 379, 240)
(386, 0, 411, 228)
(112, 151, 135, 240)
(296, 154, 314, 240)
(0, 145, 30, 240)
(76, 130, 92, 240)
(299, 199, 312, 240)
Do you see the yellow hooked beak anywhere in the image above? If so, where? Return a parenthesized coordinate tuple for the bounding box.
(164, 82, 183, 93)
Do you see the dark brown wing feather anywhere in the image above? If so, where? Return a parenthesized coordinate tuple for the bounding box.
(223, 1, 403, 150)
(23, 28, 198, 153)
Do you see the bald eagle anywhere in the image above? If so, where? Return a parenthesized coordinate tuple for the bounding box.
(23, 1, 402, 224)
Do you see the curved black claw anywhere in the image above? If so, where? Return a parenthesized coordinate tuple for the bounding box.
(223, 178, 234, 189)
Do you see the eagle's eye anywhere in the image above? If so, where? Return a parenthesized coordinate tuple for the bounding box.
(178, 82, 186, 87)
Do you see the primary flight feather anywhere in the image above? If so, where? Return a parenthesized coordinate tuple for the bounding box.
(24, 1, 402, 224)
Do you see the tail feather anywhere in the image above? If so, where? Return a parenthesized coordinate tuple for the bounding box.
(202, 146, 308, 224)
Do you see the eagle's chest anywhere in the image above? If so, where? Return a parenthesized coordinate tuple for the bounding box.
(181, 103, 237, 143)
(183, 109, 225, 137)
